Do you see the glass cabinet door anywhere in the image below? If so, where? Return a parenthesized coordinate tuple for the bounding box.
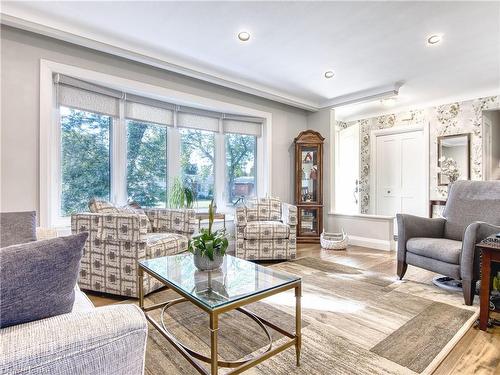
(298, 207, 320, 237)
(299, 145, 320, 204)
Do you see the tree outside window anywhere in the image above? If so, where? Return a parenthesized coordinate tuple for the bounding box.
(60, 107, 111, 216)
(127, 120, 167, 207)
(180, 129, 215, 209)
(225, 133, 256, 204)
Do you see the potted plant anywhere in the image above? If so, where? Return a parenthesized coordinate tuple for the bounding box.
(188, 200, 228, 271)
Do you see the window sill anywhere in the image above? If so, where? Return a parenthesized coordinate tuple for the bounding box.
(328, 211, 395, 220)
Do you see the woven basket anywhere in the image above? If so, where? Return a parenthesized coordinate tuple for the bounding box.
(320, 229, 348, 250)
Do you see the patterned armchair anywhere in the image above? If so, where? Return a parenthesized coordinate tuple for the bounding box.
(72, 207, 196, 297)
(235, 197, 297, 260)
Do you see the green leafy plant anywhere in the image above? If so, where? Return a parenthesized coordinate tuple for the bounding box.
(188, 200, 228, 261)
(168, 177, 197, 208)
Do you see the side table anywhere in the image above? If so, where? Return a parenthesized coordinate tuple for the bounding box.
(477, 237, 500, 331)
(197, 212, 226, 230)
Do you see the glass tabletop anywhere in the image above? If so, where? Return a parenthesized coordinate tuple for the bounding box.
(139, 253, 300, 310)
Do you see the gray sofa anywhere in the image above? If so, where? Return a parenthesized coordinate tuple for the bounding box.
(1, 288, 147, 374)
(397, 181, 500, 305)
(0, 212, 148, 374)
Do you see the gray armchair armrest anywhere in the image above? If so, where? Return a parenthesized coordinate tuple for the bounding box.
(0, 305, 147, 375)
(281, 203, 298, 227)
(396, 214, 446, 262)
(460, 221, 500, 281)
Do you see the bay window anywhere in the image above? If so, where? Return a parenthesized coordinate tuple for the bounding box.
(49, 73, 266, 226)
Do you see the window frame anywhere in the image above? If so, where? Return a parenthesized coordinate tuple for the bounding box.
(40, 60, 271, 228)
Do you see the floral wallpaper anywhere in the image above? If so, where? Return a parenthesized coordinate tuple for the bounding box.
(339, 95, 499, 214)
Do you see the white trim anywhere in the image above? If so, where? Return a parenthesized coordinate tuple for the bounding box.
(320, 84, 400, 108)
(3, 12, 318, 111)
(328, 109, 336, 217)
(329, 211, 394, 220)
(348, 235, 394, 251)
(336, 90, 500, 122)
(369, 123, 430, 216)
(40, 59, 272, 227)
(112, 101, 128, 206)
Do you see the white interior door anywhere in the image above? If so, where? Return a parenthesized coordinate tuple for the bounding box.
(375, 129, 426, 220)
(376, 134, 401, 217)
(400, 132, 426, 217)
(335, 124, 360, 214)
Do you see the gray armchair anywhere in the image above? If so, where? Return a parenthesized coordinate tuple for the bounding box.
(397, 181, 500, 305)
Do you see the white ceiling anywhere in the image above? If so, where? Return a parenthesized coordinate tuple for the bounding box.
(2, 1, 500, 119)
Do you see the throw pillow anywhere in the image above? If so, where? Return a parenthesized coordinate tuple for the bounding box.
(119, 201, 152, 232)
(88, 198, 151, 231)
(88, 198, 120, 213)
(0, 211, 37, 247)
(0, 232, 88, 328)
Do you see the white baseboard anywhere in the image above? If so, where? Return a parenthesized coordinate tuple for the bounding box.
(348, 235, 395, 251)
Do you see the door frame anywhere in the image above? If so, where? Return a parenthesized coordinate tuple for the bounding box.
(369, 123, 429, 216)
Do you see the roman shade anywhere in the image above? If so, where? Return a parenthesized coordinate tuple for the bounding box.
(54, 74, 121, 117)
(125, 94, 174, 126)
(177, 106, 221, 132)
(223, 115, 263, 137)
(54, 74, 264, 136)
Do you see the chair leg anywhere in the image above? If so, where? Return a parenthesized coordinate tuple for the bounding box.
(397, 260, 408, 280)
(462, 279, 476, 306)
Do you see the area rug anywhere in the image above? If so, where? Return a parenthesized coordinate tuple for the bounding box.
(138, 257, 477, 375)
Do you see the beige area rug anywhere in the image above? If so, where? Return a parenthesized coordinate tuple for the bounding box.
(138, 257, 478, 375)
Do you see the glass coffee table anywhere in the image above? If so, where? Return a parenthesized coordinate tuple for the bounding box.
(138, 253, 302, 375)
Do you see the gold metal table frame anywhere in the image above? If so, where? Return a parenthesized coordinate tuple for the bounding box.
(138, 265, 302, 375)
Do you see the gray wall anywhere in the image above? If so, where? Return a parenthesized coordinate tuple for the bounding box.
(306, 108, 334, 231)
(0, 26, 307, 215)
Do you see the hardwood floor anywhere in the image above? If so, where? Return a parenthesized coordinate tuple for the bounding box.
(87, 244, 500, 375)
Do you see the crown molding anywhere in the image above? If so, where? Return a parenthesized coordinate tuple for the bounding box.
(336, 87, 500, 122)
(319, 83, 402, 109)
(0, 12, 320, 111)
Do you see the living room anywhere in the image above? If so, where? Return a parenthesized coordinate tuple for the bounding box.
(1, 1, 499, 375)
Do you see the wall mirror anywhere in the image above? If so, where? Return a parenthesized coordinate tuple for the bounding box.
(438, 133, 471, 186)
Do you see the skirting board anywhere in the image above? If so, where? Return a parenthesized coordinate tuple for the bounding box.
(348, 235, 395, 251)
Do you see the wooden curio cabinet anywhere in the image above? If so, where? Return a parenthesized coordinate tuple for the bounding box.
(294, 130, 324, 243)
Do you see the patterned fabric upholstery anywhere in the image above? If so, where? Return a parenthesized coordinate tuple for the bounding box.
(145, 233, 188, 258)
(144, 208, 196, 234)
(235, 198, 297, 260)
(246, 197, 282, 221)
(281, 202, 298, 226)
(243, 221, 290, 240)
(72, 208, 194, 298)
(88, 198, 120, 213)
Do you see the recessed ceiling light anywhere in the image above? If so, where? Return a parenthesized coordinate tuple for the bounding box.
(238, 31, 250, 42)
(427, 34, 442, 45)
(324, 71, 335, 79)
